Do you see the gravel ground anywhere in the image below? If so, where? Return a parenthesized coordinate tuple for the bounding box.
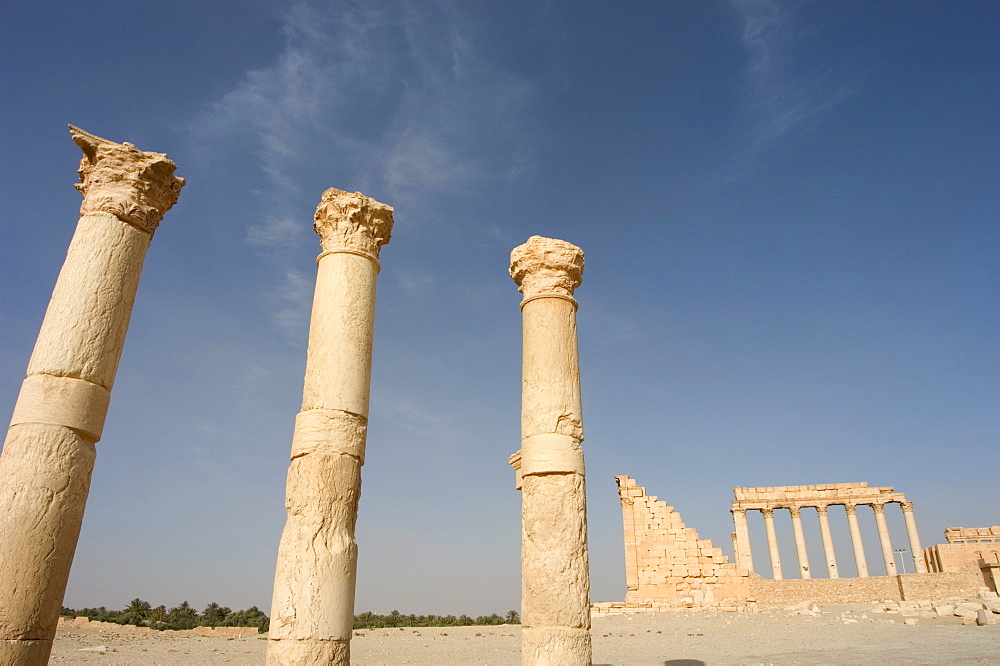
(50, 604, 1000, 664)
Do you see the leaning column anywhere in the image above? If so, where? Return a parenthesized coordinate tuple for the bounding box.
(816, 505, 839, 578)
(0, 126, 183, 665)
(845, 504, 869, 577)
(266, 189, 393, 666)
(789, 506, 811, 579)
(872, 503, 897, 575)
(899, 501, 927, 573)
(761, 508, 783, 580)
(509, 236, 591, 665)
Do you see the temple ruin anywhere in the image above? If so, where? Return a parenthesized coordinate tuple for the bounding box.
(594, 476, 995, 616)
(732, 482, 926, 578)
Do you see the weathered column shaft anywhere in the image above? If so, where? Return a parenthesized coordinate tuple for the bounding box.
(762, 508, 783, 580)
(900, 502, 927, 573)
(789, 507, 811, 579)
(510, 236, 591, 665)
(732, 509, 754, 573)
(267, 189, 393, 666)
(0, 126, 183, 665)
(845, 504, 869, 577)
(816, 506, 839, 578)
(872, 503, 897, 575)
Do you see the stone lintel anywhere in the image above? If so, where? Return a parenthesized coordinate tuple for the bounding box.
(70, 125, 184, 234)
(510, 236, 584, 302)
(313, 188, 393, 261)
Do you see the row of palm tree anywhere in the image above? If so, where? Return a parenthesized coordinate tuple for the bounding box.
(354, 609, 520, 629)
(62, 599, 270, 632)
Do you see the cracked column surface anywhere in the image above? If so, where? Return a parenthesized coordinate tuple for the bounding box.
(762, 508, 783, 580)
(732, 509, 753, 573)
(0, 126, 183, 665)
(900, 501, 926, 573)
(789, 507, 811, 579)
(266, 189, 393, 666)
(816, 505, 839, 578)
(845, 504, 869, 577)
(509, 236, 591, 665)
(872, 503, 897, 575)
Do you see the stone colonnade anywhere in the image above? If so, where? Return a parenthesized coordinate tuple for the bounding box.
(0, 127, 184, 665)
(508, 236, 591, 665)
(266, 189, 393, 666)
(731, 483, 926, 580)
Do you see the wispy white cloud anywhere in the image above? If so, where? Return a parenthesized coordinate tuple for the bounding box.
(731, 0, 857, 144)
(187, 1, 534, 337)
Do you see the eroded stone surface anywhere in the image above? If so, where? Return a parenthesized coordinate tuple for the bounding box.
(267, 189, 393, 666)
(509, 236, 591, 665)
(0, 127, 182, 666)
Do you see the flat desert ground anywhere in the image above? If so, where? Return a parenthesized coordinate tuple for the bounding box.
(51, 604, 1000, 664)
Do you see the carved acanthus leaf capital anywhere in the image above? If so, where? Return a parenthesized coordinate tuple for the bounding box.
(900, 501, 913, 511)
(761, 508, 774, 518)
(816, 505, 829, 517)
(872, 503, 886, 515)
(71, 125, 184, 234)
(510, 236, 584, 300)
(789, 506, 801, 518)
(845, 504, 857, 516)
(314, 188, 393, 259)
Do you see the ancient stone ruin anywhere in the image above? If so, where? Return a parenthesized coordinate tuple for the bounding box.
(0, 127, 184, 665)
(266, 189, 394, 666)
(508, 236, 592, 665)
(732, 482, 926, 578)
(595, 475, 996, 616)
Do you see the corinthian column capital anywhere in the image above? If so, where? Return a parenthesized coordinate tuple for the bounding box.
(313, 188, 394, 262)
(872, 503, 886, 516)
(510, 236, 584, 304)
(70, 125, 184, 234)
(761, 507, 774, 518)
(789, 506, 801, 518)
(816, 505, 829, 517)
(844, 504, 857, 516)
(900, 501, 913, 511)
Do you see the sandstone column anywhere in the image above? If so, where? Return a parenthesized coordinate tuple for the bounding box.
(509, 236, 591, 665)
(872, 503, 897, 575)
(266, 189, 393, 666)
(789, 506, 811, 579)
(732, 509, 754, 573)
(761, 508, 783, 580)
(900, 501, 927, 573)
(0, 126, 183, 665)
(844, 504, 869, 577)
(816, 505, 839, 578)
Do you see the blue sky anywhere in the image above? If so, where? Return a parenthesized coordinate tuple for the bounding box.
(1, 1, 997, 614)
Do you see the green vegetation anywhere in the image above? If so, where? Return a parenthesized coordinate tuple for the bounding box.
(353, 609, 520, 629)
(61, 599, 270, 633)
(61, 600, 521, 633)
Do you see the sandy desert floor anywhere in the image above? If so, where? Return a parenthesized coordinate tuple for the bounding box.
(50, 604, 1000, 665)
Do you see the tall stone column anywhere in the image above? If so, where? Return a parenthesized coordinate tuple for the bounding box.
(266, 189, 393, 666)
(872, 503, 897, 575)
(731, 509, 754, 573)
(509, 236, 591, 665)
(762, 508, 783, 580)
(789, 507, 811, 579)
(816, 505, 839, 578)
(844, 504, 869, 577)
(0, 126, 183, 665)
(900, 502, 927, 573)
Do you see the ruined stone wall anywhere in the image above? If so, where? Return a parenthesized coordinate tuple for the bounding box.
(944, 526, 1000, 544)
(924, 543, 1000, 573)
(748, 572, 984, 607)
(615, 476, 749, 608)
